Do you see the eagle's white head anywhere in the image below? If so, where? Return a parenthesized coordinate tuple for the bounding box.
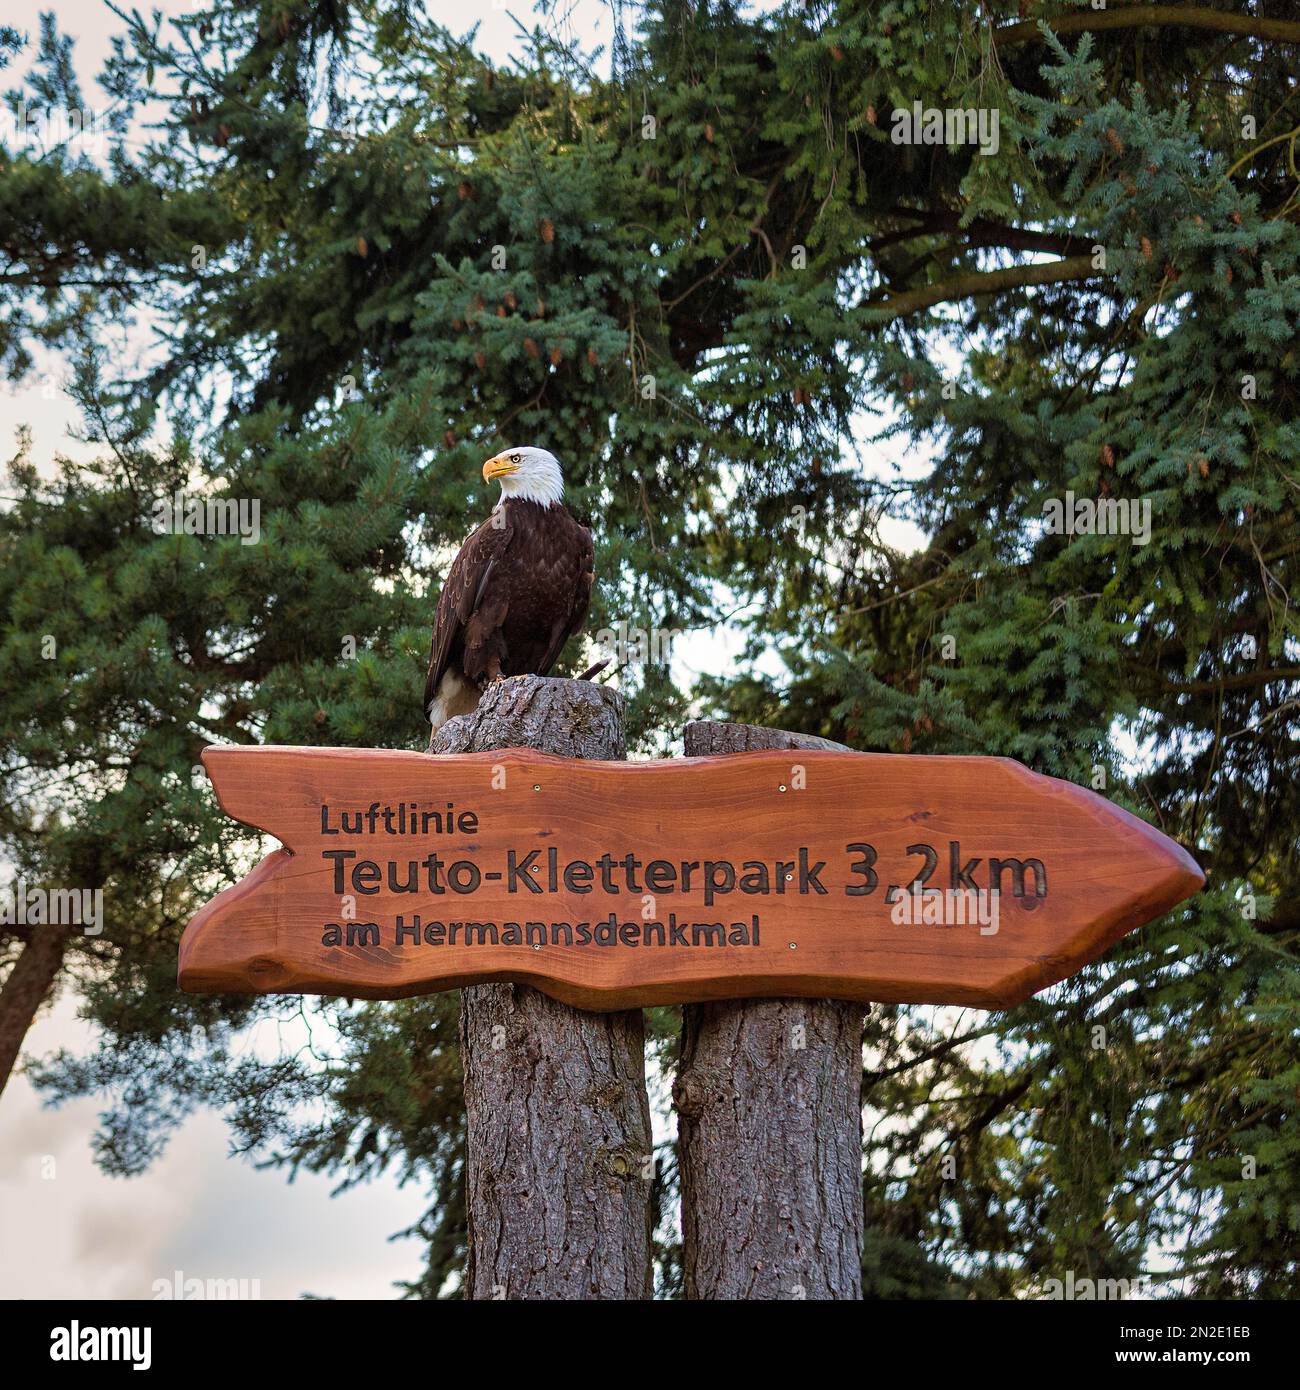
(482, 446, 564, 508)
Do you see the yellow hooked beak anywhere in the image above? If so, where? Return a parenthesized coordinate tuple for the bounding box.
(482, 453, 520, 481)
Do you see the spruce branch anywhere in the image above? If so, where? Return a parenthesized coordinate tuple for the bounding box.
(864, 254, 1102, 321)
(995, 6, 1300, 49)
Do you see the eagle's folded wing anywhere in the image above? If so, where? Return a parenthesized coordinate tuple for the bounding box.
(423, 511, 514, 715)
(535, 522, 595, 676)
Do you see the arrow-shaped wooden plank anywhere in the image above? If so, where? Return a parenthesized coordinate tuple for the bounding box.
(179, 744, 1204, 1010)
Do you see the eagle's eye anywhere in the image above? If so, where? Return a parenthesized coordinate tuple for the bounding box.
(510, 452, 521, 464)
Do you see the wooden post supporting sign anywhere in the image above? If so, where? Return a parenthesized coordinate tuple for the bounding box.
(676, 720, 866, 1301)
(431, 677, 652, 1300)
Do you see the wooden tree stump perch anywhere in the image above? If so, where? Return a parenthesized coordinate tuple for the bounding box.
(676, 719, 866, 1300)
(428, 673, 624, 758)
(682, 720, 853, 756)
(432, 675, 652, 1300)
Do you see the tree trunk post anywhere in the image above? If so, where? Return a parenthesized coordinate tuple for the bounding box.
(431, 675, 653, 1300)
(675, 720, 866, 1300)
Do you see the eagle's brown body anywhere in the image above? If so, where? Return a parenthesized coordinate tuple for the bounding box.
(424, 496, 594, 729)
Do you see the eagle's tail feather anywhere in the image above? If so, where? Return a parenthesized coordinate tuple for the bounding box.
(427, 668, 482, 731)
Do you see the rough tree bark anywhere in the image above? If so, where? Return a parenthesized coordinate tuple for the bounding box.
(675, 720, 866, 1300)
(0, 922, 75, 1099)
(430, 675, 653, 1300)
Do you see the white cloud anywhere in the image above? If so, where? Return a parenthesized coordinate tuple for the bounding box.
(0, 996, 426, 1300)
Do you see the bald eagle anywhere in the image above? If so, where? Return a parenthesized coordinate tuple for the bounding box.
(424, 446, 595, 731)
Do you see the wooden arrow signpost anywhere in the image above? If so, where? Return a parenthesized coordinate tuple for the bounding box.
(180, 743, 1203, 1009)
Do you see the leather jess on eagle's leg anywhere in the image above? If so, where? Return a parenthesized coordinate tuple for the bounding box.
(674, 721, 867, 1301)
(430, 675, 654, 1300)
